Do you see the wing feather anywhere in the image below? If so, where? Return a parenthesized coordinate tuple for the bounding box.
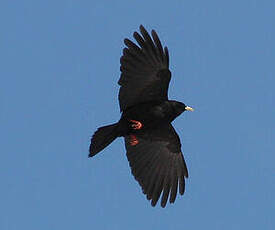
(151, 160, 167, 206)
(151, 29, 164, 62)
(125, 124, 188, 207)
(118, 25, 171, 111)
(161, 155, 172, 207)
(169, 155, 178, 203)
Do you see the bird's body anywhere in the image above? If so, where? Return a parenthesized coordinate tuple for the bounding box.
(89, 25, 193, 208)
(117, 100, 186, 136)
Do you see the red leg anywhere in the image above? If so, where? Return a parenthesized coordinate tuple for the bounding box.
(130, 135, 139, 146)
(130, 119, 143, 130)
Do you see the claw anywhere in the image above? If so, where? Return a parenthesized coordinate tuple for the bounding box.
(130, 119, 143, 130)
(130, 135, 139, 146)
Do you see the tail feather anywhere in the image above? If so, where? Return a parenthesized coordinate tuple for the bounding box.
(89, 123, 118, 157)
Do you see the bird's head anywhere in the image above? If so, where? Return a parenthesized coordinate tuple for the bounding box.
(170, 101, 194, 117)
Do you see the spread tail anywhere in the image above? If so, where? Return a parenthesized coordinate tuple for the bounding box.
(89, 123, 118, 157)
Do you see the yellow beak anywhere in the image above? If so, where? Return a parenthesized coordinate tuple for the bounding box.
(185, 106, 194, 112)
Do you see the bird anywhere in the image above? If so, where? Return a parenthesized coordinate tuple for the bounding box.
(89, 25, 194, 208)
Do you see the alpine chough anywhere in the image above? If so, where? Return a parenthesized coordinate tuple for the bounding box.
(89, 25, 193, 208)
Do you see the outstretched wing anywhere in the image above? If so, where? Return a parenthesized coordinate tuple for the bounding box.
(118, 25, 171, 112)
(124, 124, 188, 208)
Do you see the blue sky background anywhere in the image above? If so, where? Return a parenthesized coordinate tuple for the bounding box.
(1, 0, 274, 229)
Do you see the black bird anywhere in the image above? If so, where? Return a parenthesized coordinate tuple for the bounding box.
(89, 25, 193, 208)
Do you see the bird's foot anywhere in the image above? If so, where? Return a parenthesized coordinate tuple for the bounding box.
(129, 135, 139, 146)
(130, 120, 143, 130)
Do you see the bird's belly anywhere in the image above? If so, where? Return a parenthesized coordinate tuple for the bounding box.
(119, 102, 173, 133)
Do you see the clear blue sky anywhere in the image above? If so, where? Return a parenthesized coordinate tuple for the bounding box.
(1, 0, 274, 229)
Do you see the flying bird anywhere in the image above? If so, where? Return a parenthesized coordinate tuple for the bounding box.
(89, 25, 193, 208)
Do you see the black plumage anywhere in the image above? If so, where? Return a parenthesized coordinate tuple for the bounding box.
(89, 25, 193, 208)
